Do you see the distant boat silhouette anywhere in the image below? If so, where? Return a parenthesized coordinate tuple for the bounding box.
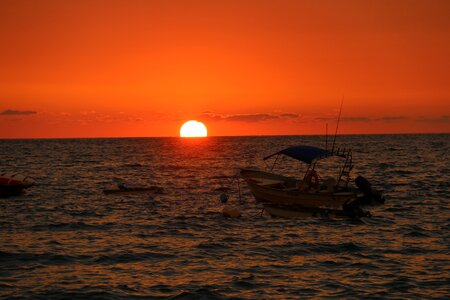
(0, 173, 35, 198)
(103, 182, 163, 195)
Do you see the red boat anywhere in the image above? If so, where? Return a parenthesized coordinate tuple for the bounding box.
(0, 173, 35, 197)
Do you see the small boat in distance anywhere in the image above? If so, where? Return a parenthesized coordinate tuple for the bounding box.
(0, 173, 35, 198)
(240, 145, 385, 218)
(103, 182, 164, 195)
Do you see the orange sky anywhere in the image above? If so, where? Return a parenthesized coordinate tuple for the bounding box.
(0, 0, 449, 138)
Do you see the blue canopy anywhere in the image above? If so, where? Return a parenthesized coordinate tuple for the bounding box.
(264, 145, 334, 164)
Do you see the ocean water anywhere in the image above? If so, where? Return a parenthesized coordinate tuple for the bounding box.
(0, 134, 449, 299)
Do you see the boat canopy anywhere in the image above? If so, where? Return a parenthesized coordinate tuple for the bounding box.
(264, 145, 337, 164)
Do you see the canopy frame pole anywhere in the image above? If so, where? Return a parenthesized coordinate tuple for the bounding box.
(270, 154, 280, 171)
(302, 161, 317, 181)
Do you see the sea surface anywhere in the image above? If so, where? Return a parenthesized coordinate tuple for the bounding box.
(0, 134, 449, 299)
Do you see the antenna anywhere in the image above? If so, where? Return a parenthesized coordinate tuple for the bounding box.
(331, 97, 344, 153)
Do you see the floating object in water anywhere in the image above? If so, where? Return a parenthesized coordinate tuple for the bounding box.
(219, 192, 229, 203)
(103, 183, 163, 195)
(222, 205, 241, 218)
(0, 173, 35, 198)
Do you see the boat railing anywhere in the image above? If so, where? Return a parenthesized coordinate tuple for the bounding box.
(336, 149, 353, 189)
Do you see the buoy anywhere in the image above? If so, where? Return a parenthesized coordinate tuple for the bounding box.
(219, 192, 229, 203)
(222, 205, 241, 218)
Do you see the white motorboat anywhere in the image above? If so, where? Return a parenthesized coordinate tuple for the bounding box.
(240, 145, 385, 218)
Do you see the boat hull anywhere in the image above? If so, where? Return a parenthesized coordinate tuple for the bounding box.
(241, 169, 356, 210)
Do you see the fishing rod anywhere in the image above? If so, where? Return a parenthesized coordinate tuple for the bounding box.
(331, 97, 344, 153)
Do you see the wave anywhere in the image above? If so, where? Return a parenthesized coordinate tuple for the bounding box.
(93, 251, 176, 264)
(170, 287, 228, 300)
(30, 222, 115, 231)
(0, 251, 88, 265)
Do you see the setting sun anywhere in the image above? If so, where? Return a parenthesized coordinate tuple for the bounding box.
(180, 120, 208, 137)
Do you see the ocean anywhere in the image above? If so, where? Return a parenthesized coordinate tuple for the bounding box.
(0, 134, 449, 299)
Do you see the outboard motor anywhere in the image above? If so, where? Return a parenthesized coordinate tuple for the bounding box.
(355, 175, 372, 192)
(342, 199, 372, 218)
(355, 176, 385, 205)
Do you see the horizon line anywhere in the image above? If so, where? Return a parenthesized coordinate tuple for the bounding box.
(0, 131, 448, 140)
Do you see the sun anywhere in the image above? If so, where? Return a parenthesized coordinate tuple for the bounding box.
(180, 120, 208, 137)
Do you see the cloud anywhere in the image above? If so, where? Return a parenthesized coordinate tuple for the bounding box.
(200, 112, 301, 122)
(0, 109, 37, 116)
(81, 112, 144, 123)
(318, 116, 409, 123)
(42, 111, 145, 126)
(416, 115, 450, 123)
(341, 117, 371, 122)
(314, 116, 335, 122)
(198, 112, 448, 125)
(225, 113, 280, 122)
(376, 116, 408, 121)
(280, 113, 300, 118)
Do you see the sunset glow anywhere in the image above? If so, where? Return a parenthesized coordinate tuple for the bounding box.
(0, 0, 449, 138)
(180, 120, 208, 138)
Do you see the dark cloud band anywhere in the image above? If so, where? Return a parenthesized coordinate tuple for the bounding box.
(0, 109, 37, 116)
(200, 112, 300, 122)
